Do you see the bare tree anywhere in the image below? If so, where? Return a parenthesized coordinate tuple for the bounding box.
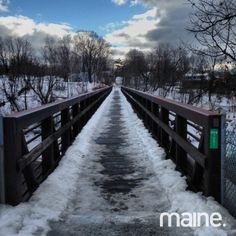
(57, 35, 72, 82)
(187, 0, 236, 62)
(123, 49, 149, 90)
(0, 37, 33, 111)
(148, 44, 190, 96)
(74, 31, 110, 83)
(29, 37, 58, 104)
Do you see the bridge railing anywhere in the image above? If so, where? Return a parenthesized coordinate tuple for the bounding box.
(121, 86, 225, 202)
(0, 86, 112, 205)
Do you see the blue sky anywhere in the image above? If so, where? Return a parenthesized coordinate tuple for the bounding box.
(3, 0, 145, 35)
(0, 0, 192, 58)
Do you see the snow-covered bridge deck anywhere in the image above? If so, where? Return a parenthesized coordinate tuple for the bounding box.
(0, 87, 235, 235)
(47, 88, 193, 235)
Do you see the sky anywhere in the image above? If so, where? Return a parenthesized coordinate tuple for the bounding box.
(0, 0, 194, 58)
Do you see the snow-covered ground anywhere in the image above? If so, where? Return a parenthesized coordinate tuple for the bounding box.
(0, 87, 235, 236)
(0, 77, 106, 115)
(150, 86, 236, 126)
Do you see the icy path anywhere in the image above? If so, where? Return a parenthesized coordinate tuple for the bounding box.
(0, 87, 235, 236)
(47, 88, 192, 235)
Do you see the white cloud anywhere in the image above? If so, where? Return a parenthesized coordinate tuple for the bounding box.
(0, 15, 75, 51)
(0, 15, 73, 37)
(0, 0, 10, 12)
(101, 21, 128, 33)
(130, 0, 140, 6)
(105, 7, 162, 54)
(37, 23, 72, 37)
(106, 0, 194, 57)
(111, 45, 151, 59)
(112, 0, 127, 5)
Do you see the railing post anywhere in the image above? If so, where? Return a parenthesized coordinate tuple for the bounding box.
(160, 107, 169, 149)
(42, 116, 55, 175)
(4, 118, 22, 205)
(146, 99, 152, 127)
(61, 108, 71, 154)
(80, 100, 87, 128)
(0, 117, 5, 203)
(89, 95, 95, 116)
(152, 103, 159, 139)
(72, 104, 79, 139)
(204, 115, 222, 202)
(144, 98, 148, 123)
(221, 113, 226, 205)
(176, 115, 187, 171)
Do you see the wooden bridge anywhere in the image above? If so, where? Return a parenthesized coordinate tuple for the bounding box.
(0, 85, 230, 235)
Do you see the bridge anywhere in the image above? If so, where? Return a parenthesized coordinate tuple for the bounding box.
(0, 86, 235, 235)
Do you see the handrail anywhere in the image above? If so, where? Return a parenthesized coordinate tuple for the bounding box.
(5, 87, 110, 129)
(2, 86, 112, 205)
(122, 86, 217, 126)
(121, 86, 225, 203)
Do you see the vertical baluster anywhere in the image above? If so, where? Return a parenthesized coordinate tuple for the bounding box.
(42, 117, 54, 175)
(175, 115, 187, 171)
(61, 108, 70, 154)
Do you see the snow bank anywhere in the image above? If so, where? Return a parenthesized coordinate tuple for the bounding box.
(0, 79, 106, 115)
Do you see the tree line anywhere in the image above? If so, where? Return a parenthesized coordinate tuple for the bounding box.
(1, 0, 236, 112)
(117, 0, 236, 107)
(0, 31, 112, 112)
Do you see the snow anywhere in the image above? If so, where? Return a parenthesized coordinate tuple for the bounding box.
(0, 86, 235, 236)
(0, 85, 113, 235)
(150, 86, 236, 119)
(0, 76, 106, 115)
(119, 87, 236, 235)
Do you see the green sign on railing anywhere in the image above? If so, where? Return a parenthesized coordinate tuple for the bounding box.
(210, 128, 219, 149)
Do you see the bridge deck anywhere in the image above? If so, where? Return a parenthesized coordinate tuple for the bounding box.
(47, 89, 193, 235)
(0, 88, 234, 236)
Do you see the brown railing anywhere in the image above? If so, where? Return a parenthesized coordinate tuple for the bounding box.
(1, 86, 112, 205)
(121, 86, 225, 202)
